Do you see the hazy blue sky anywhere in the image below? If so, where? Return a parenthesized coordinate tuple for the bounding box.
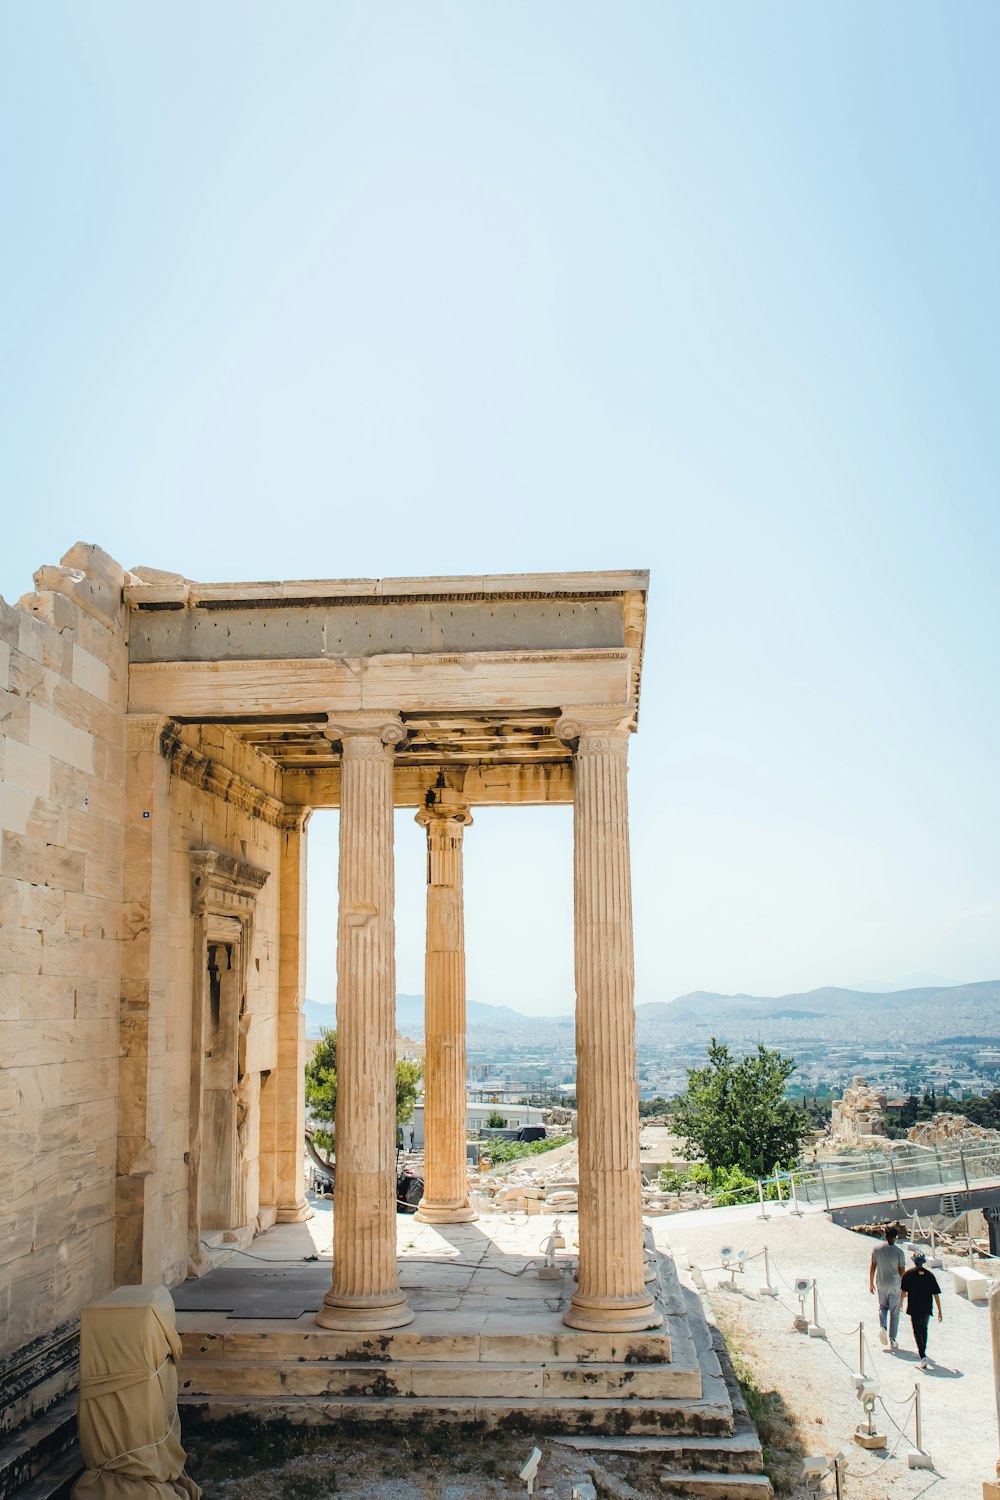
(2, 5, 998, 1013)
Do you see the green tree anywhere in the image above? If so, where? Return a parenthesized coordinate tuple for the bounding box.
(485, 1109, 507, 1128)
(669, 1039, 810, 1177)
(916, 1089, 936, 1121)
(964, 1091, 1000, 1129)
(305, 1028, 423, 1152)
(898, 1093, 920, 1129)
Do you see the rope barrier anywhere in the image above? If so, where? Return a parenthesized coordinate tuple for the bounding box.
(696, 1243, 935, 1467)
(815, 1289, 865, 1339)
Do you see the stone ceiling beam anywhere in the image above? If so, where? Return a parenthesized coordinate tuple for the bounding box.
(128, 649, 632, 719)
(280, 762, 575, 809)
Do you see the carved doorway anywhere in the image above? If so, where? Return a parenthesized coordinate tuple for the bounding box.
(188, 850, 268, 1275)
(202, 927, 245, 1232)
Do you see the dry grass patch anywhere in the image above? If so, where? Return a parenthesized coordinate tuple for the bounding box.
(714, 1302, 805, 1496)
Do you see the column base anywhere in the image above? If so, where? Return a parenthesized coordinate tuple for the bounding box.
(563, 1291, 663, 1333)
(315, 1291, 415, 1332)
(413, 1200, 479, 1224)
(276, 1198, 314, 1223)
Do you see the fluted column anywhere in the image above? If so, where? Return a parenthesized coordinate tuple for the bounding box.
(274, 809, 311, 1222)
(316, 713, 414, 1331)
(558, 705, 661, 1333)
(414, 791, 477, 1224)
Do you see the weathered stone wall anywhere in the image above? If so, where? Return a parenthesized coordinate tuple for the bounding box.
(1, 546, 287, 1378)
(0, 546, 129, 1360)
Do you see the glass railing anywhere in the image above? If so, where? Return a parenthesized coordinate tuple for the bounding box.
(790, 1141, 1000, 1208)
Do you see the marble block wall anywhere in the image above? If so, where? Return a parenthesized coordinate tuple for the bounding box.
(0, 545, 129, 1362)
(0, 545, 287, 1400)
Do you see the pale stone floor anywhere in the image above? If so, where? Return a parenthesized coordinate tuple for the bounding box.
(177, 1198, 580, 1326)
(656, 1203, 997, 1500)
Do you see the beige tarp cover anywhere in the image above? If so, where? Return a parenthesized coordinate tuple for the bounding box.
(71, 1284, 201, 1500)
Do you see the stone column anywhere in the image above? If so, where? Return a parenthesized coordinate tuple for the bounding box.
(557, 705, 660, 1333)
(274, 809, 311, 1222)
(414, 791, 476, 1225)
(316, 713, 414, 1331)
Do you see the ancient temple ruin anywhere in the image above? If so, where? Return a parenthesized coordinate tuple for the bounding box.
(2, 549, 662, 1402)
(827, 1077, 889, 1148)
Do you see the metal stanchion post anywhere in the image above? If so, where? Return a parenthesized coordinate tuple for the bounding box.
(833, 1453, 846, 1500)
(760, 1244, 778, 1297)
(774, 1170, 784, 1204)
(907, 1381, 933, 1469)
(808, 1279, 825, 1337)
(757, 1179, 769, 1221)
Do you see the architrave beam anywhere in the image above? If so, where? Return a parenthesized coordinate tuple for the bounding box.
(128, 649, 632, 719)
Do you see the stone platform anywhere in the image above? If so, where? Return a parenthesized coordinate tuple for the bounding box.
(172, 1207, 768, 1487)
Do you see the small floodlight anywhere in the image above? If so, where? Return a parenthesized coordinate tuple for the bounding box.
(519, 1446, 542, 1495)
(719, 1246, 747, 1288)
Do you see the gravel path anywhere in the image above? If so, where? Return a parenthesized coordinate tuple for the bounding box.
(653, 1203, 996, 1499)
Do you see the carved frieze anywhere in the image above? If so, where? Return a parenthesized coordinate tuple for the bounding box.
(158, 722, 302, 829)
(190, 849, 269, 917)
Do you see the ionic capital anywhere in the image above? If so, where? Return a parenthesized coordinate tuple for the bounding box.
(324, 712, 407, 757)
(416, 785, 473, 833)
(556, 703, 635, 754)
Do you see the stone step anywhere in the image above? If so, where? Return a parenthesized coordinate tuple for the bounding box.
(177, 1318, 674, 1367)
(7, 1447, 81, 1500)
(0, 1399, 76, 1500)
(179, 1390, 735, 1437)
(660, 1471, 773, 1498)
(179, 1356, 702, 1402)
(554, 1423, 765, 1474)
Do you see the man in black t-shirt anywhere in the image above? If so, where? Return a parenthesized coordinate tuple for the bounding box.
(899, 1250, 942, 1369)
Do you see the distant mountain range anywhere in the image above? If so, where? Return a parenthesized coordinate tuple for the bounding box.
(634, 980, 1000, 1040)
(303, 980, 1000, 1043)
(303, 993, 533, 1038)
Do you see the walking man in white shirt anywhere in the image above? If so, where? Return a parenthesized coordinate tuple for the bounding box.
(869, 1225, 905, 1349)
